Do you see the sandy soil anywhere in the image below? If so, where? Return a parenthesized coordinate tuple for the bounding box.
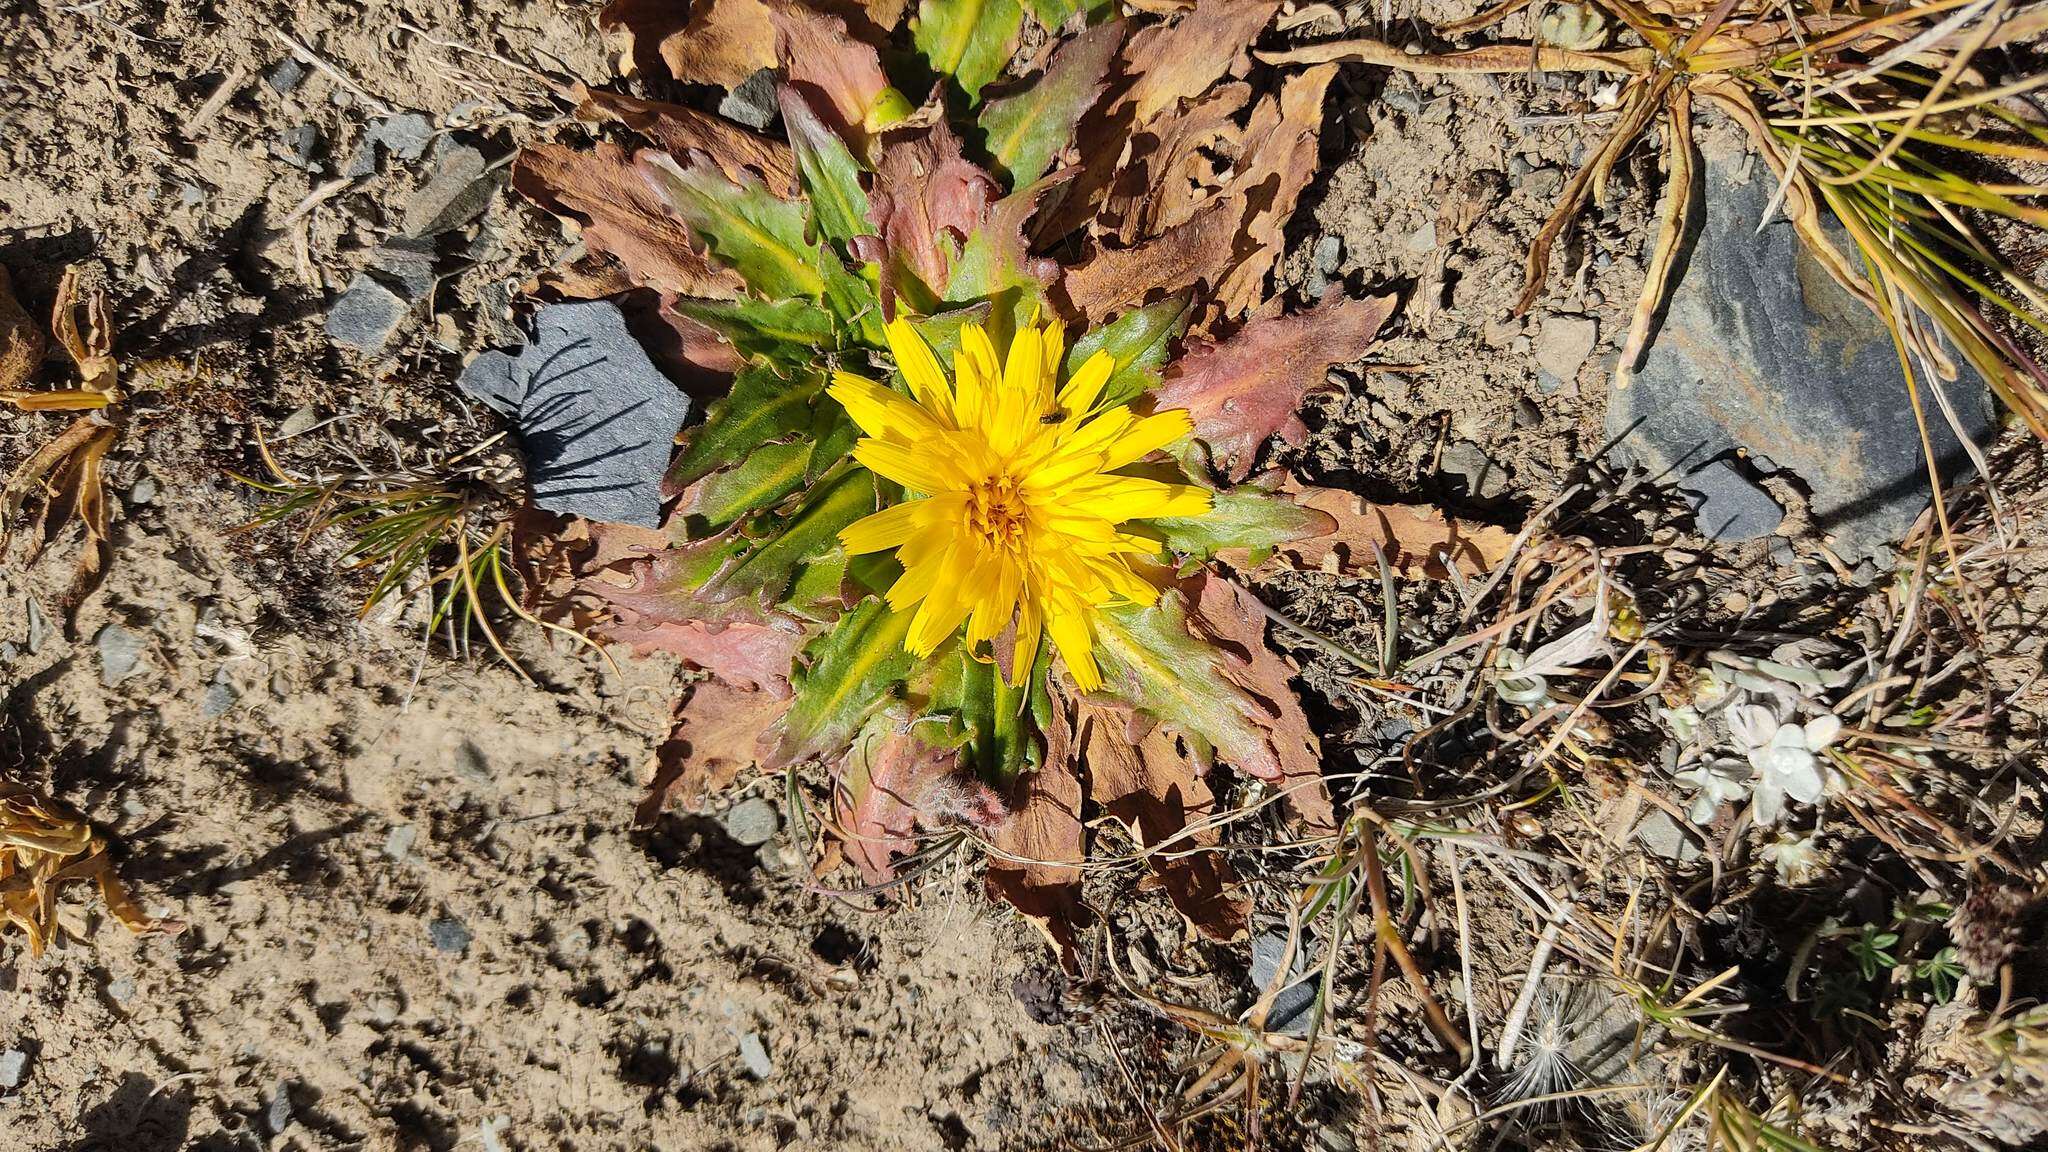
(0, 2, 1099, 1148)
(6, 0, 2040, 1150)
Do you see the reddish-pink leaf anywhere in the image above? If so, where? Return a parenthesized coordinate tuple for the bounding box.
(835, 707, 1002, 884)
(985, 752, 1086, 972)
(869, 118, 1001, 300)
(770, 0, 892, 154)
(1074, 702, 1250, 941)
(1147, 293, 1398, 481)
(573, 85, 797, 195)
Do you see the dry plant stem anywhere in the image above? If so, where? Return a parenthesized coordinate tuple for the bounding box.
(1493, 891, 1572, 1070)
(1362, 823, 1471, 1060)
(1618, 83, 1696, 386)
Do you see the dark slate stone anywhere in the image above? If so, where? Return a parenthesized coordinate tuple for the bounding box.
(325, 275, 411, 353)
(1608, 144, 1994, 562)
(368, 236, 439, 302)
(719, 68, 780, 131)
(1249, 930, 1318, 1038)
(456, 300, 690, 527)
(265, 57, 306, 95)
(401, 145, 498, 237)
(1683, 458, 1784, 541)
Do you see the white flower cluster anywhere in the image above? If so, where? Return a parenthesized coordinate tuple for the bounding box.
(1663, 648, 1851, 828)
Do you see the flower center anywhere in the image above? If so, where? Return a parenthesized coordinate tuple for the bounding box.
(966, 474, 1028, 555)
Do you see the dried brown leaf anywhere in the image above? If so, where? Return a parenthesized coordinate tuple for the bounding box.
(512, 143, 746, 299)
(1145, 293, 1396, 481)
(1074, 702, 1250, 940)
(1120, 0, 1282, 125)
(1098, 80, 1251, 244)
(1239, 476, 1518, 580)
(1059, 194, 1246, 324)
(1181, 573, 1332, 830)
(639, 681, 790, 823)
(600, 0, 776, 89)
(606, 617, 810, 696)
(1210, 62, 1337, 315)
(574, 85, 797, 194)
(986, 752, 1086, 971)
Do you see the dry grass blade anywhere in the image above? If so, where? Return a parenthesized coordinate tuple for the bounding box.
(1617, 83, 1697, 386)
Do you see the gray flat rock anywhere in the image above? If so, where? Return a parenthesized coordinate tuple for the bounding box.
(1610, 141, 1994, 562)
(402, 145, 498, 237)
(326, 274, 412, 353)
(457, 300, 689, 527)
(721, 797, 779, 847)
(1684, 458, 1783, 541)
(1249, 930, 1318, 1037)
(373, 112, 434, 161)
(97, 623, 145, 686)
(719, 69, 780, 131)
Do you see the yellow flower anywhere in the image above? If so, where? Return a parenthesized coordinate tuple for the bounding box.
(831, 315, 1210, 692)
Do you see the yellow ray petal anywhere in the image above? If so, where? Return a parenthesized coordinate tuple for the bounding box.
(854, 438, 966, 494)
(1055, 350, 1114, 416)
(830, 371, 947, 442)
(1046, 599, 1101, 692)
(884, 317, 956, 425)
(1060, 475, 1212, 522)
(1100, 409, 1193, 470)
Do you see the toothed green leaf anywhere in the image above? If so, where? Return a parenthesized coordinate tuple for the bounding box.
(669, 364, 823, 490)
(768, 595, 917, 766)
(976, 20, 1120, 188)
(642, 153, 830, 302)
(702, 462, 875, 605)
(781, 86, 873, 252)
(1093, 591, 1289, 784)
(1067, 296, 1189, 408)
(1149, 487, 1338, 562)
(672, 298, 838, 365)
(913, 0, 1025, 104)
(692, 442, 813, 528)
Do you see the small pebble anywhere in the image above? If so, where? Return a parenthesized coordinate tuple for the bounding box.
(721, 797, 780, 847)
(106, 977, 136, 1003)
(0, 1048, 27, 1090)
(24, 598, 50, 656)
(201, 677, 240, 719)
(428, 916, 471, 954)
(737, 1032, 775, 1079)
(96, 623, 146, 686)
(277, 405, 320, 439)
(128, 476, 158, 506)
(265, 57, 307, 95)
(266, 1081, 293, 1135)
(383, 824, 418, 861)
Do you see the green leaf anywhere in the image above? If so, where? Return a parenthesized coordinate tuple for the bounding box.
(673, 298, 838, 365)
(642, 152, 829, 302)
(781, 86, 873, 252)
(703, 462, 876, 605)
(1020, 0, 1110, 27)
(1092, 592, 1288, 783)
(931, 645, 1039, 785)
(913, 0, 1025, 104)
(769, 595, 917, 765)
(1066, 296, 1189, 408)
(1149, 487, 1337, 562)
(904, 302, 993, 375)
(976, 20, 1120, 188)
(807, 400, 863, 483)
(692, 442, 812, 528)
(669, 364, 823, 490)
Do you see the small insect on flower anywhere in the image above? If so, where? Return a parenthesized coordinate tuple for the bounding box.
(831, 315, 1210, 691)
